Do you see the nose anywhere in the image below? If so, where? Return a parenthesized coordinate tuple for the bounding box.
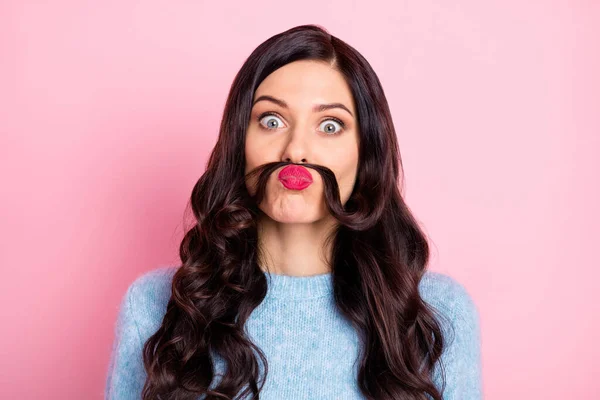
(281, 125, 310, 165)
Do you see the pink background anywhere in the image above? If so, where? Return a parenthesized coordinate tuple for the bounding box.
(1, 1, 598, 399)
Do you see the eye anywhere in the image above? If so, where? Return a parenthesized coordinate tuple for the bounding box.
(257, 112, 286, 130)
(256, 112, 346, 136)
(318, 118, 345, 136)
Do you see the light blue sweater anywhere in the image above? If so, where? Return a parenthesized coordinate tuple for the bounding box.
(105, 266, 482, 399)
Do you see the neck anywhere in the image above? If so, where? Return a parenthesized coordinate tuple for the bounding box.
(257, 212, 338, 277)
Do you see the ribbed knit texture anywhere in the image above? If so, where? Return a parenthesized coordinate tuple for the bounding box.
(105, 266, 482, 399)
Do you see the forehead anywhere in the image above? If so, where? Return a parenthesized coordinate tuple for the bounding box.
(253, 60, 355, 113)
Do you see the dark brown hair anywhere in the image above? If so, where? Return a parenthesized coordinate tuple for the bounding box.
(141, 24, 449, 400)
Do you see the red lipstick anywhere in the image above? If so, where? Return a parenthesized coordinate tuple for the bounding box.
(278, 165, 313, 190)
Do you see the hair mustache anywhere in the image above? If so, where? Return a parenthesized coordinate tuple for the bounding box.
(245, 160, 344, 216)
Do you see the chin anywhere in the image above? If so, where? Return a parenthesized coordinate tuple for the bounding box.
(260, 205, 328, 225)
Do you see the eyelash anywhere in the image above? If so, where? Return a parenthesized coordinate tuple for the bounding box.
(256, 112, 346, 136)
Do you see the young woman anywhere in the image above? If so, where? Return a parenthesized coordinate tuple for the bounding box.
(105, 24, 482, 400)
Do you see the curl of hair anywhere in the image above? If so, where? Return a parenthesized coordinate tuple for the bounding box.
(141, 24, 449, 400)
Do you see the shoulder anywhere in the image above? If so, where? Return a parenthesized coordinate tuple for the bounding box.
(106, 267, 178, 397)
(120, 265, 178, 336)
(419, 271, 483, 398)
(418, 270, 480, 330)
(127, 265, 177, 299)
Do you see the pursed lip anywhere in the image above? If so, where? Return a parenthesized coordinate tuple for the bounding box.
(277, 165, 313, 190)
(278, 165, 313, 182)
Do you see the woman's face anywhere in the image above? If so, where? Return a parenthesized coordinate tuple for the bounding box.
(244, 60, 360, 224)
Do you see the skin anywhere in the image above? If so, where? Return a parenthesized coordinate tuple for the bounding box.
(244, 60, 360, 276)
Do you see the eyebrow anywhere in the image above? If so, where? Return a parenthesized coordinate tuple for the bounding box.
(252, 95, 354, 117)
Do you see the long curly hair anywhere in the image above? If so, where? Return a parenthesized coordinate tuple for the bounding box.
(140, 24, 449, 400)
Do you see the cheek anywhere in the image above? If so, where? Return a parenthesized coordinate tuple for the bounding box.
(244, 134, 268, 191)
(245, 132, 276, 171)
(244, 136, 258, 171)
(337, 157, 359, 190)
(328, 147, 358, 176)
(244, 147, 260, 175)
(245, 130, 261, 160)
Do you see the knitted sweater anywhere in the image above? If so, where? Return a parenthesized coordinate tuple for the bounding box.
(105, 266, 482, 399)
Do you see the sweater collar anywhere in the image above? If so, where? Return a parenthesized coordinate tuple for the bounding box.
(261, 269, 333, 300)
